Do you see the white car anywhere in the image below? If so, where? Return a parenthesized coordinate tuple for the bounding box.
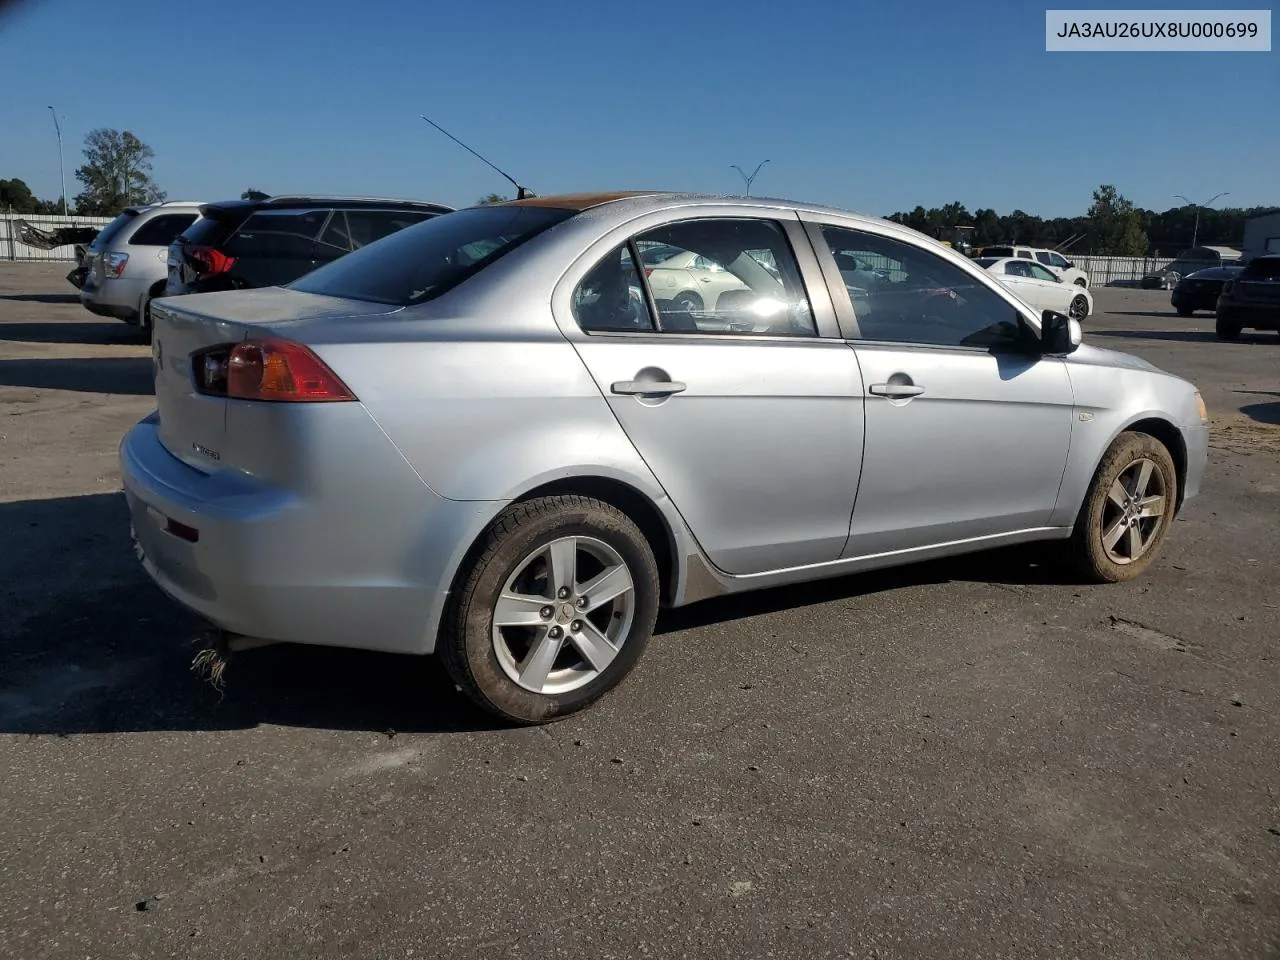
(637, 243, 752, 312)
(975, 257, 1093, 321)
(979, 245, 1090, 288)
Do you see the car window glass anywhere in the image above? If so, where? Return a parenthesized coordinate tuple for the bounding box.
(223, 208, 331, 259)
(1017, 250, 1033, 259)
(633, 219, 815, 336)
(1035, 251, 1052, 265)
(128, 214, 197, 246)
(572, 245, 654, 333)
(345, 210, 435, 248)
(1029, 263, 1059, 282)
(1049, 253, 1069, 268)
(819, 225, 1024, 349)
(1005, 260, 1032, 277)
(91, 210, 138, 249)
(317, 211, 352, 256)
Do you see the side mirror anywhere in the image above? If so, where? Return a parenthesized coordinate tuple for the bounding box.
(1041, 310, 1082, 354)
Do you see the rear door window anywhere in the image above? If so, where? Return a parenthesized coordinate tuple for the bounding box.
(222, 208, 331, 259)
(128, 213, 198, 246)
(344, 210, 436, 248)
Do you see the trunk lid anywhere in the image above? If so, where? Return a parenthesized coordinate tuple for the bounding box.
(150, 287, 401, 474)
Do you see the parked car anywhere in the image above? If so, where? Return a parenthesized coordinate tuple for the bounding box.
(78, 202, 206, 337)
(164, 195, 454, 298)
(973, 257, 1093, 320)
(1142, 246, 1242, 290)
(978, 245, 1090, 288)
(121, 191, 1208, 725)
(1214, 254, 1280, 339)
(1170, 265, 1245, 316)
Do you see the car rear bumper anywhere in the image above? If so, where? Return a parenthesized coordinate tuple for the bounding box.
(119, 416, 465, 656)
(1170, 291, 1218, 312)
(81, 277, 146, 323)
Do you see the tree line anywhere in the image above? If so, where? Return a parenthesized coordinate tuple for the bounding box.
(888, 185, 1278, 257)
(4, 136, 1274, 257)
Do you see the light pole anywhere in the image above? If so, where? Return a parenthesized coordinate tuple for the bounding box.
(47, 106, 67, 217)
(1173, 191, 1229, 248)
(730, 160, 770, 197)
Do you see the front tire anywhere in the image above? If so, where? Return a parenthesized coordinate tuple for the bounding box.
(1215, 314, 1242, 340)
(1175, 305, 1194, 317)
(440, 495, 660, 725)
(1068, 294, 1089, 321)
(1066, 432, 1177, 583)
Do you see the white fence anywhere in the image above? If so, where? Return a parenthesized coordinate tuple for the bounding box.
(1, 214, 113, 262)
(1063, 255, 1175, 285)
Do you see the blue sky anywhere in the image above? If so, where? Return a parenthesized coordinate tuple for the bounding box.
(0, 0, 1274, 217)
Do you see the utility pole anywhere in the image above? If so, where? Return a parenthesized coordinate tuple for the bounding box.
(1173, 191, 1229, 248)
(47, 106, 67, 216)
(730, 160, 770, 197)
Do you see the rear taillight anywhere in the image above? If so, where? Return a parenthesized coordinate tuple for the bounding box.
(193, 339, 356, 403)
(105, 252, 129, 278)
(189, 246, 237, 278)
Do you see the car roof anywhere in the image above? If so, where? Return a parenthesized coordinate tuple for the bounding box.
(200, 196, 454, 215)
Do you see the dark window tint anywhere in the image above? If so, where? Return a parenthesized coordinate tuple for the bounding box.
(819, 225, 1025, 349)
(1242, 257, 1280, 280)
(632, 219, 815, 336)
(290, 205, 576, 305)
(129, 213, 198, 246)
(345, 210, 435, 248)
(573, 245, 654, 332)
(1005, 260, 1033, 277)
(91, 210, 138, 249)
(317, 211, 353, 257)
(222, 209, 331, 259)
(1017, 250, 1033, 259)
(1035, 251, 1052, 265)
(982, 246, 1013, 257)
(178, 213, 239, 246)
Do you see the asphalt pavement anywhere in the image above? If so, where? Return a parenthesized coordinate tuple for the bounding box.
(1, 264, 1277, 959)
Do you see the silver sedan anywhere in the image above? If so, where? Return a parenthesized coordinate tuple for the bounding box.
(121, 191, 1209, 724)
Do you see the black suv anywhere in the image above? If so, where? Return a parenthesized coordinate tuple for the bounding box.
(1215, 255, 1280, 340)
(165, 195, 454, 296)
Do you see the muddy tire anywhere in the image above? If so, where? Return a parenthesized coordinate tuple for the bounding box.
(1065, 431, 1178, 583)
(440, 495, 659, 725)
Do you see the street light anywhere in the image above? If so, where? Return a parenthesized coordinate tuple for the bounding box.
(1173, 191, 1229, 248)
(47, 105, 67, 217)
(730, 160, 770, 197)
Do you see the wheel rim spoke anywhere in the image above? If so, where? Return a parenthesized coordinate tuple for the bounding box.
(1126, 523, 1145, 559)
(1133, 460, 1155, 498)
(519, 629, 561, 693)
(570, 620, 618, 673)
(546, 538, 578, 596)
(578, 563, 633, 613)
(1107, 480, 1128, 508)
(493, 593, 549, 628)
(1102, 518, 1128, 551)
(1137, 495, 1165, 519)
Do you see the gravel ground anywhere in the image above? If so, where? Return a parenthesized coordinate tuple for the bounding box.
(1, 263, 1277, 960)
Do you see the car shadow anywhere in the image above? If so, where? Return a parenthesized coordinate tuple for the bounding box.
(1240, 402, 1280, 426)
(1109, 310, 1184, 319)
(0, 357, 154, 395)
(0, 293, 81, 304)
(0, 492, 1085, 737)
(0, 321, 144, 345)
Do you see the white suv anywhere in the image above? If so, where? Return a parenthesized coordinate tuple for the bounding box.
(978, 245, 1089, 288)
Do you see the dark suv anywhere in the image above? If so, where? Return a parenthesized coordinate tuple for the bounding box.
(1215, 255, 1280, 340)
(165, 195, 454, 297)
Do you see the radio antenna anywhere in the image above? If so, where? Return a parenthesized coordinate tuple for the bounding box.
(419, 115, 535, 200)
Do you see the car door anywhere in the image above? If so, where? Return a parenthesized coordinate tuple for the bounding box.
(564, 214, 864, 575)
(1026, 261, 1070, 312)
(1000, 260, 1046, 311)
(803, 218, 1076, 557)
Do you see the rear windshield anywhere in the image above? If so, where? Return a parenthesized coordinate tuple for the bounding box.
(177, 211, 242, 246)
(289, 205, 577, 305)
(90, 210, 138, 249)
(1242, 258, 1280, 280)
(981, 246, 1013, 257)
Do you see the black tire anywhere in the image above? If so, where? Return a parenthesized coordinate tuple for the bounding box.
(1215, 314, 1242, 340)
(1175, 306, 1194, 317)
(1065, 431, 1178, 583)
(1069, 294, 1089, 321)
(440, 495, 660, 725)
(673, 291, 703, 313)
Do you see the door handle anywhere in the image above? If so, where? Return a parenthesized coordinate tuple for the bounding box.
(869, 383, 925, 398)
(611, 380, 687, 396)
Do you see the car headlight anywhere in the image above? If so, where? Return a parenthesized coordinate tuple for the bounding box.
(1194, 391, 1208, 423)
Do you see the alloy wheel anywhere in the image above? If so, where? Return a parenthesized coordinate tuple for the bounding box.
(1100, 458, 1167, 565)
(1069, 295, 1088, 321)
(492, 536, 636, 695)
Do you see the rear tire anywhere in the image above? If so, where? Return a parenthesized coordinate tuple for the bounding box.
(1215, 314, 1242, 340)
(439, 495, 660, 725)
(1175, 306, 1194, 317)
(1065, 432, 1177, 584)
